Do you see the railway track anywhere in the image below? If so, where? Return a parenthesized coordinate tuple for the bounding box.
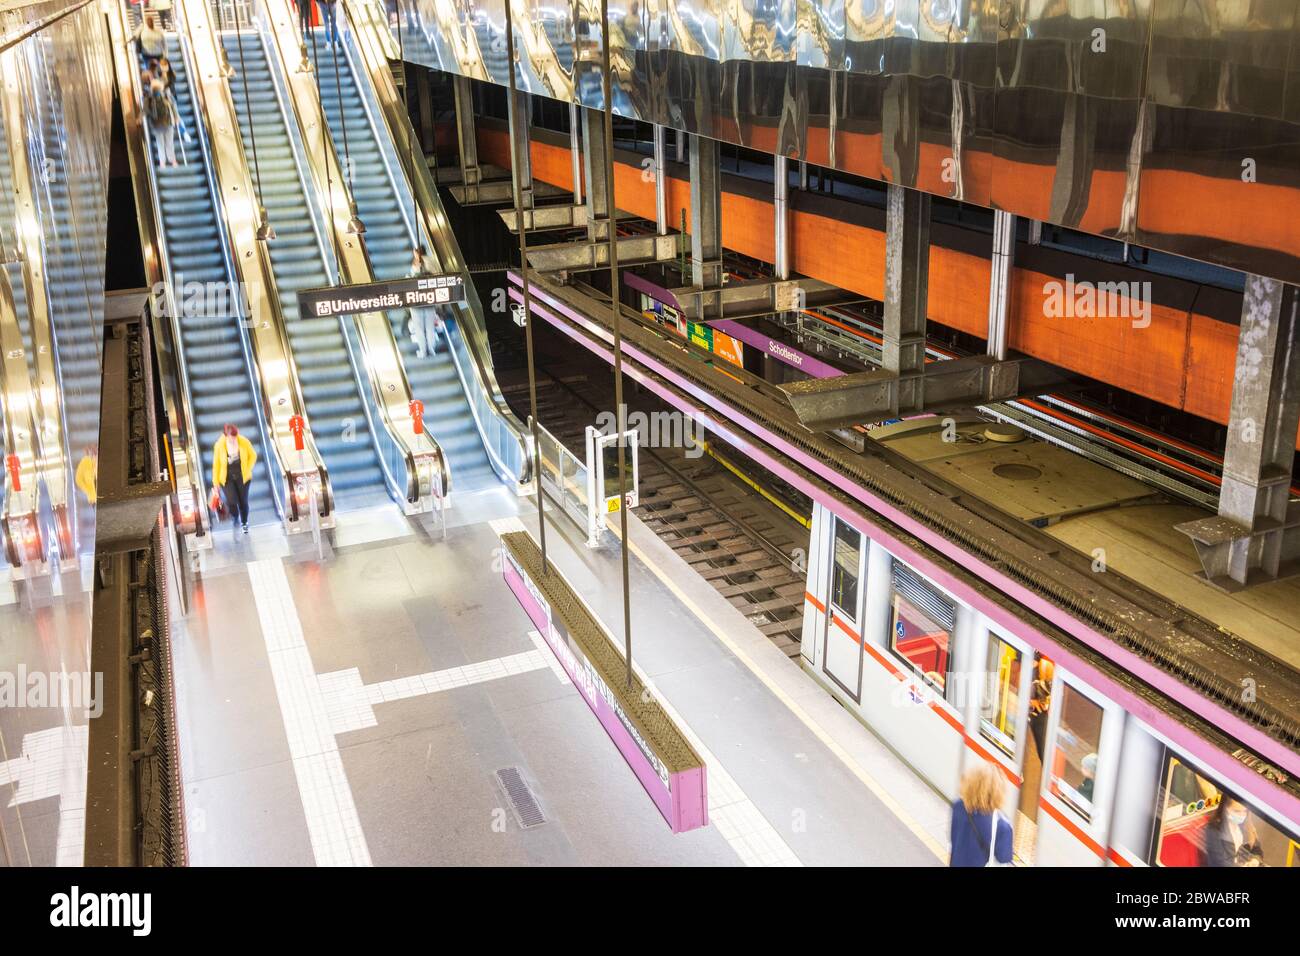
(512, 366, 812, 658)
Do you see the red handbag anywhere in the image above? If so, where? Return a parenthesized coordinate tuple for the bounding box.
(210, 486, 229, 521)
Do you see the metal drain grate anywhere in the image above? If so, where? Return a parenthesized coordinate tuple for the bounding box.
(495, 767, 547, 829)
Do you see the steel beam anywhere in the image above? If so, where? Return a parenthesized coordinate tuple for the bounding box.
(883, 184, 930, 410)
(506, 88, 533, 210)
(569, 101, 582, 204)
(779, 355, 1074, 429)
(689, 133, 723, 291)
(526, 232, 680, 274)
(582, 106, 612, 243)
(452, 75, 482, 198)
(774, 155, 790, 280)
(497, 204, 635, 233)
(1176, 276, 1300, 590)
(653, 124, 667, 235)
(670, 277, 857, 323)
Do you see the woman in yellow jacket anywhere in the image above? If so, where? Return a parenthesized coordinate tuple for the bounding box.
(75, 443, 98, 505)
(213, 424, 258, 533)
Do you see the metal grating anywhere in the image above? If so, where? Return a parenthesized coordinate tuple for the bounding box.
(495, 767, 547, 829)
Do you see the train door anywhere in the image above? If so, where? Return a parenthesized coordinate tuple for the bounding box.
(1011, 652, 1054, 862)
(1036, 673, 1125, 865)
(821, 515, 866, 701)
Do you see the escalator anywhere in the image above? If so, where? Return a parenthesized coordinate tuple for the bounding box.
(307, 30, 496, 491)
(151, 35, 278, 525)
(37, 56, 103, 553)
(222, 30, 390, 511)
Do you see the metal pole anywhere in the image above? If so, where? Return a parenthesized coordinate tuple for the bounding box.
(653, 123, 667, 235)
(505, 11, 548, 573)
(569, 100, 582, 204)
(987, 210, 1014, 361)
(600, 2, 633, 688)
(774, 154, 789, 280)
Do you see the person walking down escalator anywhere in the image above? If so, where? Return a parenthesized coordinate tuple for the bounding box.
(132, 11, 167, 61)
(148, 0, 174, 30)
(144, 71, 180, 168)
(319, 0, 340, 48)
(295, 0, 315, 37)
(213, 424, 258, 534)
(154, 56, 191, 145)
(408, 246, 443, 358)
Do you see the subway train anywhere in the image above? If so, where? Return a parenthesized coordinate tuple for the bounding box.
(800, 490, 1300, 867)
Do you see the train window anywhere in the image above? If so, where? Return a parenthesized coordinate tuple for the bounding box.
(1152, 754, 1300, 867)
(829, 519, 861, 620)
(980, 634, 1022, 758)
(1049, 684, 1103, 821)
(888, 562, 956, 693)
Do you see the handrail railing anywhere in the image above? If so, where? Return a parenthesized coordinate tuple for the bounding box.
(0, 40, 74, 562)
(107, 0, 214, 540)
(342, 0, 533, 489)
(257, 0, 446, 511)
(178, 0, 332, 527)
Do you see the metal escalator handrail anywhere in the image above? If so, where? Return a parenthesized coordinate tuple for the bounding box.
(0, 265, 45, 567)
(342, 0, 534, 487)
(0, 41, 74, 561)
(171, 17, 291, 524)
(177, 0, 332, 523)
(107, 0, 213, 538)
(257, 0, 446, 509)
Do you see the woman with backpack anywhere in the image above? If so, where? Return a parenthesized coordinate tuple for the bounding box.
(144, 71, 180, 168)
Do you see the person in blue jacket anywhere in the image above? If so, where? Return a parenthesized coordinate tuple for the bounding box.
(950, 762, 1014, 867)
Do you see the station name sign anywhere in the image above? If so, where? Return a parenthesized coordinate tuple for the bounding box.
(296, 274, 466, 319)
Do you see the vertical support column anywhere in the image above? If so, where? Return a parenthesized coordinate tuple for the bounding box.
(1028, 219, 1043, 245)
(675, 127, 685, 163)
(569, 101, 582, 204)
(774, 154, 790, 280)
(987, 210, 1015, 361)
(415, 67, 434, 155)
(653, 124, 667, 235)
(799, 159, 808, 191)
(452, 75, 481, 198)
(1219, 277, 1300, 580)
(689, 132, 723, 291)
(582, 106, 611, 243)
(507, 88, 533, 210)
(883, 184, 930, 412)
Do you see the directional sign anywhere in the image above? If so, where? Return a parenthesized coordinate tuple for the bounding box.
(296, 275, 466, 319)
